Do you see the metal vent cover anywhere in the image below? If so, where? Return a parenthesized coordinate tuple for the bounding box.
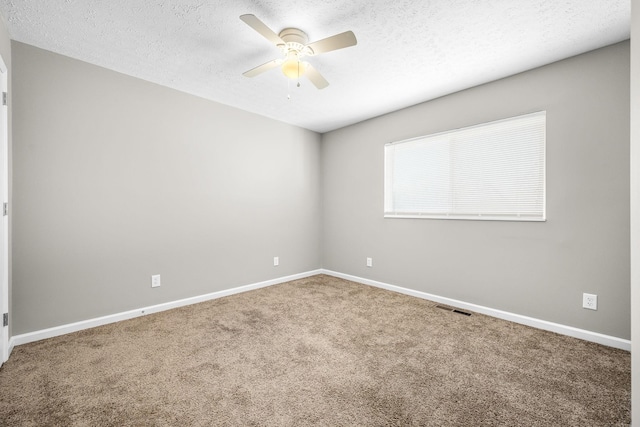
(435, 305, 472, 316)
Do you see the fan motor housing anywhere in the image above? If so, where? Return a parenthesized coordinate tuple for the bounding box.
(278, 28, 308, 45)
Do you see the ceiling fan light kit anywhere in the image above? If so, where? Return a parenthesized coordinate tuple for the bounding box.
(240, 14, 357, 89)
(281, 51, 307, 79)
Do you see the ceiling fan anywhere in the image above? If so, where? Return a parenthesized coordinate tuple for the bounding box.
(240, 14, 357, 89)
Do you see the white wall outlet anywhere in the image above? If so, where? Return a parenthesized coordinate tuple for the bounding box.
(582, 293, 597, 310)
(151, 274, 161, 288)
(366, 257, 373, 267)
(273, 256, 279, 267)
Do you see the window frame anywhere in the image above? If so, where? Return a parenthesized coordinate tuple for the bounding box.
(384, 111, 546, 222)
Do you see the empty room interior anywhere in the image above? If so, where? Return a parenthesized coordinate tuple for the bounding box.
(0, 1, 639, 425)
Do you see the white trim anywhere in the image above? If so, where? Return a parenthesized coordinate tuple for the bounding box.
(321, 269, 631, 351)
(11, 270, 322, 347)
(10, 268, 630, 352)
(0, 52, 7, 366)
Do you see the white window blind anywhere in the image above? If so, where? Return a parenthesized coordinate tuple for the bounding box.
(384, 111, 546, 221)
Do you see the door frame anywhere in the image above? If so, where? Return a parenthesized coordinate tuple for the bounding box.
(0, 53, 8, 365)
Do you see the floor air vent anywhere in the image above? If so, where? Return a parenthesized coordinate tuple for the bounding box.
(435, 305, 472, 316)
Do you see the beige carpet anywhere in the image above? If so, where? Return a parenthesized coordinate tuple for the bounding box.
(0, 274, 630, 426)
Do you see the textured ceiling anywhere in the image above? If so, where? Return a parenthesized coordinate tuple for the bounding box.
(0, 0, 631, 133)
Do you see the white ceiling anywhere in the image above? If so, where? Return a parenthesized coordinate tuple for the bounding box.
(0, 1, 631, 133)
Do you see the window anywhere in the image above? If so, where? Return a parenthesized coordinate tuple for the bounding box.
(384, 111, 546, 221)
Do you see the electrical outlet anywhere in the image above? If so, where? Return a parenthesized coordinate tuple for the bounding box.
(366, 257, 373, 267)
(151, 274, 161, 288)
(273, 256, 279, 267)
(582, 293, 597, 310)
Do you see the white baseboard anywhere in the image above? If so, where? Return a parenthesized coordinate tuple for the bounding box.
(10, 268, 631, 352)
(11, 270, 323, 347)
(321, 269, 631, 352)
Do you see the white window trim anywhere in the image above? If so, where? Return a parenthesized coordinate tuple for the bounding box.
(384, 111, 546, 222)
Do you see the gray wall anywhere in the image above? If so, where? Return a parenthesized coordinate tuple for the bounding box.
(12, 42, 321, 334)
(630, 0, 639, 422)
(322, 41, 630, 339)
(9, 39, 632, 342)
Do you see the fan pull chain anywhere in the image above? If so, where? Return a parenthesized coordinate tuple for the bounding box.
(286, 63, 304, 99)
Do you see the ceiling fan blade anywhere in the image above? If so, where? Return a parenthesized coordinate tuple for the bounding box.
(306, 31, 357, 55)
(243, 59, 281, 77)
(240, 14, 285, 47)
(304, 64, 329, 89)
